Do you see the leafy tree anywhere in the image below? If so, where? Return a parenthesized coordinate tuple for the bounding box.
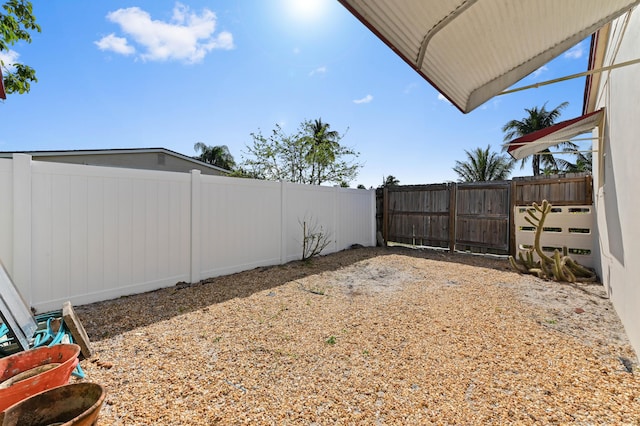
(453, 145, 514, 182)
(227, 166, 263, 179)
(502, 102, 577, 176)
(241, 119, 361, 185)
(356, 184, 366, 189)
(193, 143, 236, 170)
(380, 175, 400, 188)
(1, 0, 40, 95)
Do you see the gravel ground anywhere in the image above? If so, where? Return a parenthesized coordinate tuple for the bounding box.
(74, 247, 640, 425)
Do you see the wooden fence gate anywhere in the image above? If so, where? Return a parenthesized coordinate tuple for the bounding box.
(455, 182, 510, 253)
(376, 174, 592, 256)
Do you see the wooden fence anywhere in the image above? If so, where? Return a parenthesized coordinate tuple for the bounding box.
(376, 174, 592, 255)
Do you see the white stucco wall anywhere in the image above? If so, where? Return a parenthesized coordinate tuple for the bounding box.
(592, 8, 640, 357)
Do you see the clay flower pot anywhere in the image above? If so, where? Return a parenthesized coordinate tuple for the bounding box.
(0, 382, 106, 426)
(0, 344, 80, 411)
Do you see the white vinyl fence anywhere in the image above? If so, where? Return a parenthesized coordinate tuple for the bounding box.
(0, 155, 376, 312)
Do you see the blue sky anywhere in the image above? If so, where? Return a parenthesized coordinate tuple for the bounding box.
(1, 0, 591, 188)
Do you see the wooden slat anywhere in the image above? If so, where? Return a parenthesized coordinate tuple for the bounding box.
(390, 211, 449, 216)
(62, 301, 94, 359)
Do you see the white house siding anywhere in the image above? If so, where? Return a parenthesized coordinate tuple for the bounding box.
(592, 8, 640, 356)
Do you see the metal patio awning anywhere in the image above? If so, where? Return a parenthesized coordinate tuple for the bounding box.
(337, 0, 640, 113)
(505, 108, 604, 160)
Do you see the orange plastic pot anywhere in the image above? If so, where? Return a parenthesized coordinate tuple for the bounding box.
(0, 344, 80, 412)
(0, 382, 106, 426)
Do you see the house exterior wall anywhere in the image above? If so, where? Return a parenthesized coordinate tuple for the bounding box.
(592, 8, 640, 356)
(29, 152, 227, 176)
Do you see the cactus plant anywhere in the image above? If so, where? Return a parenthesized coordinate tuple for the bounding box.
(509, 200, 596, 283)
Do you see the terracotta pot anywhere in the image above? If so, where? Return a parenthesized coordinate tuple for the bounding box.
(0, 344, 80, 412)
(0, 382, 106, 426)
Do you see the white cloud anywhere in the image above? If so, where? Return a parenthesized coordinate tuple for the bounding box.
(403, 82, 418, 94)
(353, 94, 373, 104)
(437, 93, 452, 104)
(480, 98, 501, 110)
(95, 34, 135, 55)
(309, 66, 327, 77)
(564, 42, 584, 59)
(0, 50, 19, 72)
(531, 65, 548, 78)
(97, 3, 234, 63)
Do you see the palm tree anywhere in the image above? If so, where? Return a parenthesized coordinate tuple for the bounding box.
(560, 150, 592, 173)
(381, 175, 400, 187)
(502, 102, 577, 176)
(304, 118, 340, 184)
(194, 142, 236, 171)
(453, 145, 514, 182)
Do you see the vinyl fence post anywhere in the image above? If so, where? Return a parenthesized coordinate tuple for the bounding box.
(190, 170, 201, 284)
(370, 188, 377, 247)
(280, 181, 287, 264)
(11, 154, 33, 305)
(333, 186, 339, 253)
(12, 154, 33, 305)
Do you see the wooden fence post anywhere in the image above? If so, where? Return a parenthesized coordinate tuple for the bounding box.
(370, 189, 377, 247)
(383, 187, 389, 245)
(509, 179, 517, 256)
(448, 183, 456, 252)
(585, 174, 593, 205)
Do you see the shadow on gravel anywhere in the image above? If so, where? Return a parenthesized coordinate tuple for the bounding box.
(76, 245, 513, 342)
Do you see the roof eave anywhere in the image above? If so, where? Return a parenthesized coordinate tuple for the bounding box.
(583, 24, 611, 115)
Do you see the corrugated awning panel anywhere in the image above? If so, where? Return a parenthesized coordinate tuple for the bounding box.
(338, 0, 640, 113)
(506, 108, 604, 160)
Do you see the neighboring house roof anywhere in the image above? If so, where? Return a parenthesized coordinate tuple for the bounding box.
(338, 0, 640, 113)
(0, 148, 231, 175)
